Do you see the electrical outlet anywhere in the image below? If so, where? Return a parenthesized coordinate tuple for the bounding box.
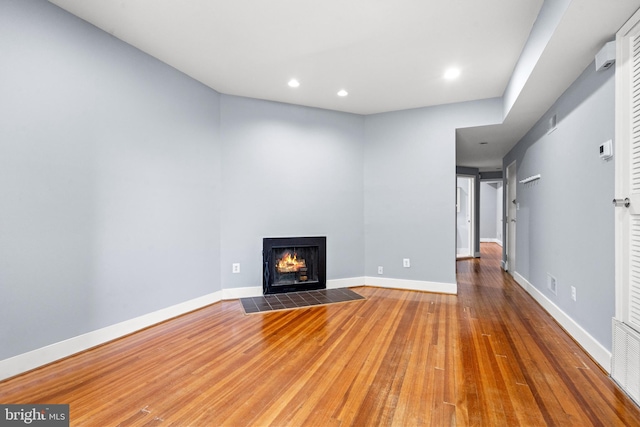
(571, 286, 576, 301)
(232, 263, 240, 274)
(403, 258, 410, 268)
(378, 266, 383, 275)
(547, 273, 557, 295)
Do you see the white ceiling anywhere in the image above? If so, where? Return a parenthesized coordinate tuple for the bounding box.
(47, 0, 640, 171)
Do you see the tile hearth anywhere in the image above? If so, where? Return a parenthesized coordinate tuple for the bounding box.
(240, 288, 364, 314)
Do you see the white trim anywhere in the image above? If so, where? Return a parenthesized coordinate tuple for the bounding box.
(365, 276, 457, 294)
(456, 174, 476, 259)
(512, 272, 611, 372)
(614, 5, 629, 323)
(480, 238, 503, 246)
(220, 277, 457, 295)
(215, 277, 459, 296)
(327, 277, 366, 289)
(614, 8, 640, 325)
(222, 286, 262, 300)
(506, 160, 517, 277)
(0, 291, 223, 381)
(220, 278, 368, 299)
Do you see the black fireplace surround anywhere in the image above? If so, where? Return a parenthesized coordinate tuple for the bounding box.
(263, 236, 326, 294)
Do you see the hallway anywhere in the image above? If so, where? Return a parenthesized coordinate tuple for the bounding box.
(455, 243, 640, 425)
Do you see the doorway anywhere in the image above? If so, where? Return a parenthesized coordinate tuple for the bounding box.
(480, 180, 503, 246)
(505, 161, 517, 272)
(456, 175, 475, 258)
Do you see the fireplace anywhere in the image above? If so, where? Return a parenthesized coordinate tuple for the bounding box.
(263, 236, 326, 294)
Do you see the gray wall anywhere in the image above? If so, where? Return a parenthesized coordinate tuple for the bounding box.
(364, 100, 502, 283)
(0, 0, 222, 360)
(503, 60, 616, 350)
(0, 0, 512, 365)
(219, 95, 365, 288)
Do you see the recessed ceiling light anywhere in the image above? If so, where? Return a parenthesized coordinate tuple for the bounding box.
(337, 89, 348, 97)
(288, 79, 300, 88)
(444, 68, 461, 80)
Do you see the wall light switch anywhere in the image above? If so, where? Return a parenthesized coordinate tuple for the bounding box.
(232, 263, 240, 274)
(403, 258, 410, 268)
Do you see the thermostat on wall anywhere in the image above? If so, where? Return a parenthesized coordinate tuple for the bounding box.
(599, 139, 613, 160)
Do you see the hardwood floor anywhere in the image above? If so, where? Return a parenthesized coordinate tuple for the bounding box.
(1, 243, 639, 426)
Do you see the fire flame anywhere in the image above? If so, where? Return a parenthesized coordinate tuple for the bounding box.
(276, 252, 306, 273)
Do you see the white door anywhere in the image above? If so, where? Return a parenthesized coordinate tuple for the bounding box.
(456, 176, 474, 258)
(505, 161, 517, 272)
(496, 182, 504, 245)
(615, 12, 640, 330)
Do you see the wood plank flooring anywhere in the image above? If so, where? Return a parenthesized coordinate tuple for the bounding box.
(1, 243, 639, 426)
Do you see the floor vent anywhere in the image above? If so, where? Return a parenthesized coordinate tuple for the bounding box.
(612, 319, 640, 405)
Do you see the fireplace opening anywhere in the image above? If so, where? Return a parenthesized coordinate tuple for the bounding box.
(263, 236, 326, 294)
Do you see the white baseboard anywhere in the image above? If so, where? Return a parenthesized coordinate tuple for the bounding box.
(217, 277, 453, 296)
(223, 286, 262, 299)
(0, 276, 457, 381)
(481, 238, 503, 246)
(221, 278, 367, 299)
(512, 272, 611, 372)
(0, 291, 223, 381)
(327, 277, 366, 289)
(364, 276, 457, 294)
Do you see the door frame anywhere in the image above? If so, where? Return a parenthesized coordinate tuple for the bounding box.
(505, 161, 517, 272)
(456, 174, 476, 259)
(614, 11, 640, 324)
